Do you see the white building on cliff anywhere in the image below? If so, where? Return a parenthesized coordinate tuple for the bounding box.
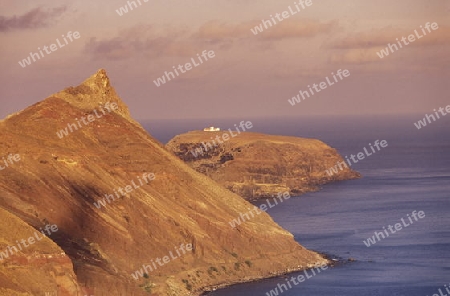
(203, 126, 220, 131)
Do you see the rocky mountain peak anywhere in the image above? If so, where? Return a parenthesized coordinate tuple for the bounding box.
(84, 68, 111, 89)
(51, 69, 133, 122)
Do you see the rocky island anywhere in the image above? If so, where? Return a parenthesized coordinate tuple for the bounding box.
(0, 69, 328, 296)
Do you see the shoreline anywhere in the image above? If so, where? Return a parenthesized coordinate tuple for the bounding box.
(197, 252, 339, 295)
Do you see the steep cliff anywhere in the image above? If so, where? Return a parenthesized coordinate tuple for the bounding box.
(0, 70, 328, 295)
(166, 131, 361, 200)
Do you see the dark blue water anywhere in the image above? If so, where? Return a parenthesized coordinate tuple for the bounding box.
(142, 115, 450, 296)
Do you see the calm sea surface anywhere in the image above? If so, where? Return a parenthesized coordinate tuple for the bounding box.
(142, 115, 450, 296)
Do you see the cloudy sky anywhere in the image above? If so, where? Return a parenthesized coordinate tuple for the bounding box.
(0, 0, 449, 120)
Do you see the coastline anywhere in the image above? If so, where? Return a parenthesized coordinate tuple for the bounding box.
(197, 253, 332, 295)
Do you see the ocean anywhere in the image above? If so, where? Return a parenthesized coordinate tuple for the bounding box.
(142, 114, 450, 296)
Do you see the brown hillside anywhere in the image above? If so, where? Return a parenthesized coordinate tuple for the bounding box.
(0, 207, 82, 296)
(0, 69, 328, 296)
(166, 131, 361, 200)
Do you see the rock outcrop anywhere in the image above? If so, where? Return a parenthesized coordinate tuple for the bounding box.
(166, 131, 361, 200)
(0, 69, 328, 295)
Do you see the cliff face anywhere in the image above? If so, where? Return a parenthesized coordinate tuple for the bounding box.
(166, 131, 361, 200)
(0, 207, 82, 296)
(0, 70, 327, 296)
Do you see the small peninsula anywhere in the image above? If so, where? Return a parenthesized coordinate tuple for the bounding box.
(166, 130, 361, 200)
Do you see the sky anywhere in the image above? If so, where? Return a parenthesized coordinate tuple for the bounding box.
(0, 0, 449, 120)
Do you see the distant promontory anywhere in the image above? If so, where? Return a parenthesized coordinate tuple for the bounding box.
(166, 130, 361, 200)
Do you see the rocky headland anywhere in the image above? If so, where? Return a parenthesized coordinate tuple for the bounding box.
(166, 131, 361, 200)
